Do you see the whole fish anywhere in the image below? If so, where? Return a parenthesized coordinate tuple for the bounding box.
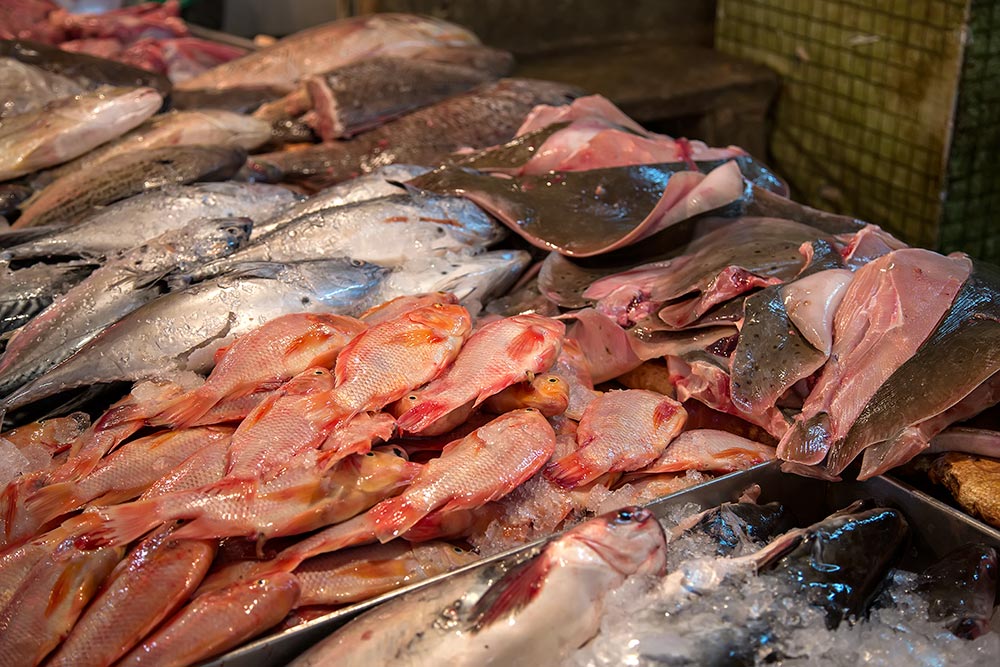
(0, 57, 82, 119)
(187, 193, 503, 282)
(46, 529, 217, 667)
(637, 429, 776, 474)
(916, 543, 998, 639)
(0, 260, 95, 336)
(397, 314, 565, 433)
(545, 389, 686, 488)
(289, 507, 666, 667)
(153, 313, 367, 429)
(360, 291, 458, 326)
(3, 182, 298, 261)
(0, 86, 161, 181)
(481, 373, 570, 416)
(115, 572, 300, 667)
(241, 78, 580, 189)
(294, 540, 479, 607)
(36, 110, 272, 185)
(0, 217, 253, 399)
(13, 144, 247, 229)
(1, 258, 387, 410)
(0, 39, 172, 98)
(177, 13, 479, 92)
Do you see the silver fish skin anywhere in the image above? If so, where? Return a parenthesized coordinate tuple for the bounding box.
(189, 192, 503, 281)
(0, 218, 254, 399)
(0, 260, 95, 336)
(0, 57, 83, 120)
(289, 507, 667, 667)
(2, 182, 299, 260)
(36, 110, 273, 186)
(0, 86, 162, 181)
(2, 258, 388, 410)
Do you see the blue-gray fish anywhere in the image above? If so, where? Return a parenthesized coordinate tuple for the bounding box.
(0, 260, 95, 336)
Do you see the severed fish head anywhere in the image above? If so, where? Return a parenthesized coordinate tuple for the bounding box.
(567, 506, 668, 577)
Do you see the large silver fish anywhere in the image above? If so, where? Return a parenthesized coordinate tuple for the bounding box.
(0, 260, 95, 336)
(3, 182, 299, 261)
(0, 218, 254, 399)
(289, 507, 667, 667)
(2, 258, 387, 410)
(0, 57, 82, 120)
(0, 87, 161, 181)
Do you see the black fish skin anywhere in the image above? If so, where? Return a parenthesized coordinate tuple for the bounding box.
(916, 543, 998, 639)
(689, 502, 793, 556)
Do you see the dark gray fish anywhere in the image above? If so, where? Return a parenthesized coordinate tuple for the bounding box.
(685, 501, 793, 556)
(743, 185, 866, 235)
(0, 39, 171, 99)
(0, 261, 95, 336)
(13, 145, 247, 229)
(170, 85, 288, 113)
(916, 543, 998, 639)
(240, 78, 581, 190)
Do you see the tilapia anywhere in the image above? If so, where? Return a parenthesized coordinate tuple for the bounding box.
(3, 182, 299, 260)
(482, 373, 571, 417)
(241, 78, 580, 189)
(638, 429, 776, 474)
(288, 507, 666, 667)
(13, 144, 247, 228)
(36, 109, 272, 185)
(1, 258, 387, 410)
(177, 13, 480, 92)
(0, 260, 95, 336)
(0, 57, 82, 119)
(0, 86, 161, 181)
(0, 218, 253, 399)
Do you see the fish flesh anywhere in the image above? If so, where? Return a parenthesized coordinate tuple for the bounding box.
(241, 78, 580, 189)
(0, 260, 95, 336)
(36, 109, 271, 185)
(1, 258, 387, 410)
(177, 13, 480, 92)
(13, 144, 247, 228)
(0, 86, 161, 181)
(288, 507, 666, 667)
(0, 57, 82, 119)
(3, 182, 299, 260)
(0, 217, 253, 398)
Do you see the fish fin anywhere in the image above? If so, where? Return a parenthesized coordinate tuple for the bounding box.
(542, 453, 600, 489)
(395, 400, 449, 433)
(470, 555, 552, 631)
(24, 481, 81, 527)
(213, 344, 233, 365)
(151, 388, 217, 429)
(507, 325, 548, 359)
(369, 497, 427, 543)
(652, 400, 681, 429)
(73, 501, 161, 549)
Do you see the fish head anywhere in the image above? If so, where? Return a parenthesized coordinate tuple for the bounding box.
(350, 445, 421, 490)
(523, 374, 570, 416)
(407, 303, 473, 338)
(282, 367, 336, 395)
(567, 506, 668, 577)
(176, 216, 254, 261)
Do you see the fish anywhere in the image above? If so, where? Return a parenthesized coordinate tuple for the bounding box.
(0, 260, 95, 336)
(916, 543, 998, 639)
(636, 429, 776, 474)
(35, 109, 272, 186)
(0, 57, 82, 119)
(294, 540, 479, 607)
(0, 217, 254, 399)
(304, 55, 503, 140)
(185, 192, 503, 282)
(151, 313, 366, 429)
(287, 507, 666, 667)
(177, 13, 479, 92)
(360, 291, 458, 326)
(0, 39, 172, 98)
(0, 86, 161, 181)
(0, 183, 34, 217)
(396, 314, 565, 433)
(545, 389, 686, 488)
(1, 258, 388, 410)
(115, 572, 300, 667)
(675, 501, 792, 556)
(481, 373, 570, 417)
(0, 412, 88, 453)
(171, 84, 288, 113)
(13, 144, 247, 229)
(240, 78, 581, 189)
(45, 529, 217, 667)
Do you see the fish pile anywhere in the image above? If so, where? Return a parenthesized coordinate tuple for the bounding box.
(0, 0, 246, 82)
(291, 497, 1000, 666)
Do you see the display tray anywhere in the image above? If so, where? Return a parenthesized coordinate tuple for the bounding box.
(204, 461, 1000, 666)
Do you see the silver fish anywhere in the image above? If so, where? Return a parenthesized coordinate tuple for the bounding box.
(0, 260, 96, 336)
(290, 507, 667, 667)
(3, 182, 299, 260)
(0, 86, 161, 181)
(2, 258, 388, 410)
(0, 57, 82, 120)
(0, 218, 254, 399)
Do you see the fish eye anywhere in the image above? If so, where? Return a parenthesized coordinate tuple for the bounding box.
(453, 546, 463, 553)
(313, 370, 324, 375)
(547, 377, 558, 383)
(350, 259, 365, 267)
(615, 509, 635, 524)
(408, 395, 418, 401)
(366, 452, 375, 457)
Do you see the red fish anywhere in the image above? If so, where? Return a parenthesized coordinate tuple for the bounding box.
(636, 429, 775, 474)
(359, 292, 458, 326)
(481, 373, 569, 417)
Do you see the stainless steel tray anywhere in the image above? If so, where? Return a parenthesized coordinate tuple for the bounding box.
(204, 461, 1000, 666)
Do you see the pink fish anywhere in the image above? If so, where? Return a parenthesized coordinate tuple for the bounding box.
(152, 313, 367, 429)
(359, 291, 458, 326)
(636, 429, 775, 474)
(320, 411, 397, 458)
(544, 389, 686, 488)
(551, 337, 599, 420)
(396, 314, 564, 433)
(481, 373, 569, 417)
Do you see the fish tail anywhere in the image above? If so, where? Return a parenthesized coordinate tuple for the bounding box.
(73, 501, 162, 549)
(543, 453, 600, 489)
(395, 400, 450, 433)
(24, 481, 82, 527)
(150, 388, 217, 429)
